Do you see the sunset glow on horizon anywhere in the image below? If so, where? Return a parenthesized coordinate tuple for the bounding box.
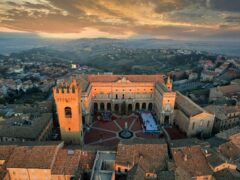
(0, 0, 240, 40)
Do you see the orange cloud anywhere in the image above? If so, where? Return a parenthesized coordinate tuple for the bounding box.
(0, 0, 239, 39)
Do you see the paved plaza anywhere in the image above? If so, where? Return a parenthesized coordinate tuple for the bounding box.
(84, 113, 186, 146)
(84, 114, 163, 146)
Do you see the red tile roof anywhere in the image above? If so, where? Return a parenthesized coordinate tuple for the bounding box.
(116, 140, 168, 173)
(219, 142, 240, 161)
(0, 145, 15, 161)
(52, 149, 81, 175)
(88, 74, 164, 83)
(52, 149, 95, 175)
(216, 84, 240, 94)
(172, 145, 212, 178)
(7, 145, 59, 169)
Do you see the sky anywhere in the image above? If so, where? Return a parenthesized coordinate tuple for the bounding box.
(0, 0, 240, 40)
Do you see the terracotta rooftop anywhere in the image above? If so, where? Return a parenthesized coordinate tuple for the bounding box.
(215, 84, 240, 94)
(87, 74, 164, 83)
(52, 149, 81, 175)
(176, 91, 205, 117)
(171, 145, 212, 178)
(205, 105, 240, 120)
(170, 138, 207, 148)
(56, 74, 165, 93)
(52, 149, 95, 175)
(116, 139, 168, 174)
(0, 145, 15, 161)
(7, 144, 60, 169)
(229, 133, 240, 149)
(218, 142, 240, 161)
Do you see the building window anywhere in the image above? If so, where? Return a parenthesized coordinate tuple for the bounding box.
(192, 122, 195, 130)
(65, 107, 72, 118)
(72, 86, 75, 93)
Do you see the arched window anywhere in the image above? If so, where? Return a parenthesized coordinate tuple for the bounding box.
(128, 104, 132, 113)
(135, 103, 140, 110)
(94, 103, 98, 112)
(65, 107, 72, 118)
(72, 86, 75, 93)
(142, 103, 146, 110)
(100, 103, 105, 111)
(148, 103, 153, 111)
(107, 103, 111, 111)
(114, 104, 119, 112)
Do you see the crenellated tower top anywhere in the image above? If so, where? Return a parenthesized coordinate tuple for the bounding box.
(53, 78, 81, 98)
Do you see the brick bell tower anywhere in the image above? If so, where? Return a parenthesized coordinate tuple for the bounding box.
(160, 76, 176, 125)
(53, 79, 83, 145)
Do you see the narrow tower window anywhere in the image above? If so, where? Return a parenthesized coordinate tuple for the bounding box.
(65, 107, 72, 118)
(72, 86, 75, 93)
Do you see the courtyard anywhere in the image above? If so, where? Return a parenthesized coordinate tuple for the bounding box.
(84, 113, 163, 146)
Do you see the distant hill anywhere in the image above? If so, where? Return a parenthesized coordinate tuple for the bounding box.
(6, 44, 217, 74)
(0, 32, 68, 55)
(0, 33, 240, 57)
(55, 38, 240, 57)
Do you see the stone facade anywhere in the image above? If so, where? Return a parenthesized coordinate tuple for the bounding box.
(53, 74, 215, 144)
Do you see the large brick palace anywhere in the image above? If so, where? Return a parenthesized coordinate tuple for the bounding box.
(53, 74, 215, 144)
